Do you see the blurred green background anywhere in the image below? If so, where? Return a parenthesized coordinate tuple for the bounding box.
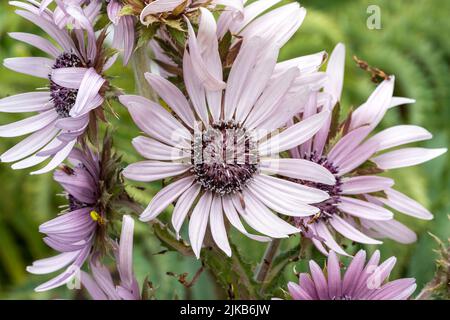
(0, 0, 448, 299)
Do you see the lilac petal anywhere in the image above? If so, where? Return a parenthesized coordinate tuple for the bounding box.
(221, 196, 271, 242)
(209, 196, 232, 257)
(342, 250, 367, 295)
(351, 250, 381, 297)
(247, 182, 318, 217)
(9, 32, 60, 58)
(255, 174, 329, 204)
(172, 183, 201, 239)
(90, 259, 121, 300)
(299, 93, 318, 157)
(327, 251, 342, 299)
(70, 68, 105, 117)
(189, 192, 213, 259)
(140, 176, 195, 221)
(234, 46, 279, 123)
(4, 57, 53, 78)
(329, 215, 382, 244)
(260, 158, 336, 185)
(389, 97, 415, 109)
(232, 192, 295, 238)
(367, 125, 432, 152)
(81, 271, 108, 300)
(368, 278, 416, 300)
(314, 222, 349, 256)
(30, 139, 76, 175)
(362, 218, 417, 244)
(299, 273, 319, 299)
(340, 176, 394, 195)
(0, 92, 52, 113)
(185, 16, 226, 91)
(309, 260, 330, 300)
(350, 77, 395, 130)
(145, 73, 196, 128)
(338, 197, 393, 221)
(223, 36, 266, 120)
(118, 15, 135, 65)
(54, 114, 89, 131)
(132, 136, 189, 161)
(123, 161, 190, 183)
(259, 110, 330, 156)
(378, 188, 433, 220)
(336, 139, 379, 175)
(273, 51, 327, 77)
(10, 137, 61, 170)
(119, 95, 191, 148)
(51, 67, 88, 89)
(197, 8, 224, 121)
(107, 0, 121, 24)
(15, 9, 77, 53)
(327, 125, 372, 166)
(27, 251, 79, 275)
(244, 67, 299, 129)
(0, 125, 58, 163)
(239, 3, 306, 48)
(324, 43, 345, 104)
(0, 109, 58, 137)
(372, 147, 447, 170)
(366, 257, 397, 290)
(222, 0, 278, 37)
(118, 215, 135, 290)
(140, 0, 185, 24)
(288, 282, 313, 300)
(183, 50, 208, 124)
(40, 207, 91, 233)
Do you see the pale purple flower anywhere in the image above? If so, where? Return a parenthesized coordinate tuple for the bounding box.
(0, 2, 112, 174)
(81, 215, 140, 300)
(290, 43, 447, 255)
(288, 250, 416, 300)
(120, 9, 335, 258)
(27, 147, 102, 291)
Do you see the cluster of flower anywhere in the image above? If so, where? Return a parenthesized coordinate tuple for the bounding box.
(0, 0, 446, 300)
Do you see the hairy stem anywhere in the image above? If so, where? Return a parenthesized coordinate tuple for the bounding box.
(131, 45, 158, 101)
(254, 239, 282, 283)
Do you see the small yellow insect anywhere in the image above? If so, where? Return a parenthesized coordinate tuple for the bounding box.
(90, 210, 105, 225)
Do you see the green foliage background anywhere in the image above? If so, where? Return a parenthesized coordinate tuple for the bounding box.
(0, 0, 448, 299)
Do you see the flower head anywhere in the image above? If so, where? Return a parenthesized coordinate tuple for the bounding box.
(27, 136, 123, 291)
(120, 9, 334, 258)
(27, 147, 102, 291)
(288, 250, 416, 300)
(290, 43, 447, 255)
(81, 215, 140, 300)
(0, 2, 114, 174)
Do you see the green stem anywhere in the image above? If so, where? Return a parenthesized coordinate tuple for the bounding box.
(254, 239, 282, 284)
(131, 45, 158, 101)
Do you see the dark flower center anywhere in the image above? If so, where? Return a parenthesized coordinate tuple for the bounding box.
(50, 52, 83, 118)
(191, 121, 259, 195)
(294, 152, 342, 228)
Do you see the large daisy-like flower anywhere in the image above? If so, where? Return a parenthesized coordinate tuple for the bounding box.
(120, 9, 335, 258)
(287, 250, 416, 300)
(290, 43, 447, 255)
(81, 215, 141, 300)
(0, 2, 112, 174)
(27, 147, 103, 291)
